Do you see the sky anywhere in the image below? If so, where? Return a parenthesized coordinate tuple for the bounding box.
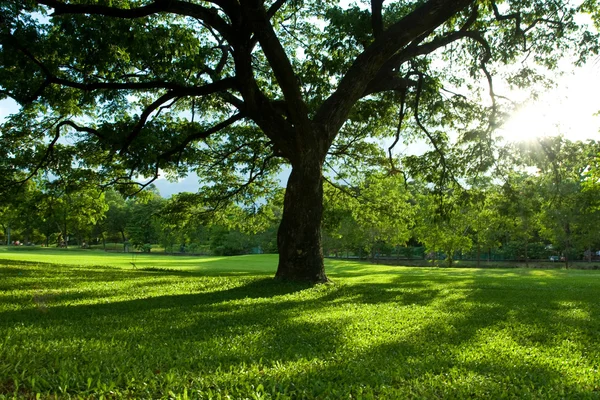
(498, 61, 600, 144)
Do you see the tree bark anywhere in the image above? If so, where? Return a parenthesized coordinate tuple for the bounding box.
(276, 158, 329, 283)
(1, 224, 7, 245)
(120, 230, 127, 252)
(564, 222, 570, 269)
(524, 236, 528, 268)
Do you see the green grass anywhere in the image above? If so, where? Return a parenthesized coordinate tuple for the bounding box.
(0, 247, 280, 275)
(1, 248, 600, 399)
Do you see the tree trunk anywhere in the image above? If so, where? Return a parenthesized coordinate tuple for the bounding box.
(121, 231, 127, 252)
(564, 223, 570, 269)
(446, 249, 453, 268)
(276, 159, 329, 283)
(1, 223, 7, 245)
(524, 236, 529, 268)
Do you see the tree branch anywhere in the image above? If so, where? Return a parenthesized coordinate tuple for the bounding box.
(158, 113, 245, 162)
(388, 87, 407, 171)
(490, 0, 566, 51)
(50, 77, 224, 93)
(267, 0, 288, 19)
(490, 1, 523, 36)
(371, 0, 384, 38)
(360, 17, 481, 99)
(315, 0, 474, 139)
(328, 132, 368, 157)
(120, 91, 181, 153)
(114, 79, 238, 152)
(36, 0, 232, 40)
(230, 41, 296, 159)
(3, 23, 238, 104)
(59, 120, 106, 140)
(362, 75, 416, 97)
(206, 154, 277, 204)
(4, 120, 63, 188)
(242, 1, 309, 130)
(413, 73, 460, 188)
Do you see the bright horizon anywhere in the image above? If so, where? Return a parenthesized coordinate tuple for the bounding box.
(497, 62, 600, 144)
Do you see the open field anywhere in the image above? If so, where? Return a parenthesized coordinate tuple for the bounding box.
(1, 249, 600, 398)
(2, 246, 597, 272)
(0, 247, 279, 275)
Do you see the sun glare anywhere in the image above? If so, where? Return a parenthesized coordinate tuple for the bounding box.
(498, 65, 600, 144)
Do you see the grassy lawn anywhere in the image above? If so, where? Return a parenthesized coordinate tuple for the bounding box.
(0, 247, 279, 275)
(1, 248, 599, 398)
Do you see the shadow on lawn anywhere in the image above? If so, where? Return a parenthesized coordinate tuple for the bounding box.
(1, 265, 599, 397)
(264, 274, 600, 397)
(0, 260, 273, 294)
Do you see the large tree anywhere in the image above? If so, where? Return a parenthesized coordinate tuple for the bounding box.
(0, 0, 592, 281)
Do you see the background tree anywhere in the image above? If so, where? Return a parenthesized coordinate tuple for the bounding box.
(414, 188, 473, 267)
(322, 183, 363, 258)
(99, 189, 131, 250)
(463, 180, 505, 268)
(497, 172, 543, 266)
(526, 138, 600, 267)
(346, 173, 414, 261)
(126, 189, 164, 252)
(0, 181, 36, 244)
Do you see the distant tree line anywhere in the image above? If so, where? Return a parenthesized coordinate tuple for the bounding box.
(321, 137, 600, 267)
(1, 137, 599, 266)
(0, 180, 281, 256)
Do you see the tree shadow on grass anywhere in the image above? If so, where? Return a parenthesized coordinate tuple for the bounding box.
(0, 276, 314, 324)
(1, 266, 600, 398)
(0, 276, 342, 383)
(257, 273, 600, 397)
(0, 260, 274, 296)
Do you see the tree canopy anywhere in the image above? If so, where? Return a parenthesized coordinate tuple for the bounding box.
(0, 0, 597, 282)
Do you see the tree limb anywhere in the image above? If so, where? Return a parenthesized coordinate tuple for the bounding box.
(267, 0, 288, 19)
(362, 75, 416, 97)
(36, 0, 232, 41)
(388, 87, 407, 171)
(158, 113, 245, 162)
(59, 120, 106, 140)
(413, 72, 460, 188)
(242, 1, 309, 131)
(371, 0, 384, 38)
(115, 79, 238, 152)
(315, 0, 474, 139)
(2, 25, 238, 104)
(4, 120, 63, 188)
(490, 0, 566, 51)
